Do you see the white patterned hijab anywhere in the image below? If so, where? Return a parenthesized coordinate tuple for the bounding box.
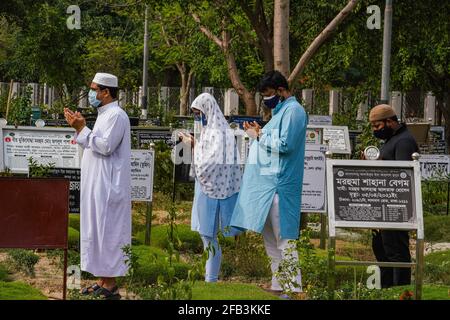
(191, 93, 242, 199)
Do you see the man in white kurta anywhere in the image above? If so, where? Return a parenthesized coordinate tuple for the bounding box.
(64, 73, 131, 299)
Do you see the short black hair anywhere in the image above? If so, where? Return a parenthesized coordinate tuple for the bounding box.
(257, 70, 289, 93)
(98, 84, 118, 99)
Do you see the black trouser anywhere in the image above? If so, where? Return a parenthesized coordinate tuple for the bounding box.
(372, 230, 411, 288)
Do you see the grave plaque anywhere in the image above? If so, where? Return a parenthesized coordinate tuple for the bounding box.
(49, 167, 81, 214)
(133, 128, 173, 146)
(131, 149, 155, 202)
(0, 126, 81, 174)
(332, 166, 414, 223)
(419, 154, 450, 180)
(327, 160, 423, 236)
(306, 125, 351, 154)
(302, 144, 327, 213)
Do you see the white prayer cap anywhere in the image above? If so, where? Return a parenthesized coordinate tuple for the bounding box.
(92, 72, 118, 88)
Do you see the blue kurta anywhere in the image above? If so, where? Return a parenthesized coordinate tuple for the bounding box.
(191, 180, 240, 238)
(230, 96, 307, 239)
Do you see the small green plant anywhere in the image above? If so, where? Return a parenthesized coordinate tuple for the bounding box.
(220, 232, 271, 280)
(353, 121, 380, 160)
(131, 203, 205, 300)
(122, 244, 141, 298)
(7, 249, 40, 277)
(27, 157, 55, 178)
(7, 86, 32, 127)
(274, 240, 303, 298)
(0, 167, 13, 177)
(0, 263, 11, 281)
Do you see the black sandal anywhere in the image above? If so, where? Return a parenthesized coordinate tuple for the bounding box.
(93, 286, 121, 300)
(81, 283, 102, 295)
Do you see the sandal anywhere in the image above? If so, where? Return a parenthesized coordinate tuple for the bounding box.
(81, 283, 102, 295)
(93, 286, 121, 300)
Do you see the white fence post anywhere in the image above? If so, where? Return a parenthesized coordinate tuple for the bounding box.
(390, 91, 403, 121)
(424, 91, 436, 125)
(329, 89, 340, 116)
(224, 88, 239, 116)
(302, 89, 314, 111)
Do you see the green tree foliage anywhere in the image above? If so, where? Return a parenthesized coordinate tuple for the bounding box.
(0, 0, 447, 120)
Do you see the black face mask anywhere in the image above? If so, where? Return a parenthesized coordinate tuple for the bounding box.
(373, 122, 394, 140)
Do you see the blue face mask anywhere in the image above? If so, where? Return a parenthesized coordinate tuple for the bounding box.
(194, 113, 202, 122)
(201, 113, 207, 126)
(88, 89, 102, 108)
(263, 95, 280, 109)
(194, 113, 207, 126)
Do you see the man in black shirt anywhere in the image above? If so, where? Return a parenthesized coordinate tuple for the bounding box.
(369, 104, 419, 288)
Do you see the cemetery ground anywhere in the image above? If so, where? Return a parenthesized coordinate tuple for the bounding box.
(0, 190, 449, 301)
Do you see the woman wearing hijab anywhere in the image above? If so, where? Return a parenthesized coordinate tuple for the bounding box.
(179, 93, 242, 282)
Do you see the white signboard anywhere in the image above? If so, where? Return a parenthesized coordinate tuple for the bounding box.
(308, 115, 332, 126)
(323, 126, 351, 154)
(131, 149, 155, 202)
(306, 125, 351, 154)
(302, 144, 327, 213)
(419, 154, 450, 180)
(0, 126, 81, 174)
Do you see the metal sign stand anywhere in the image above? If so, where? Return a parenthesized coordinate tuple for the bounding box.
(326, 152, 425, 300)
(144, 143, 156, 246)
(319, 139, 331, 250)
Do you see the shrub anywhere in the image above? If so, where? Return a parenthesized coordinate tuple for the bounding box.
(136, 224, 203, 253)
(424, 250, 450, 285)
(424, 215, 450, 242)
(127, 245, 193, 286)
(0, 263, 11, 282)
(221, 232, 271, 280)
(7, 86, 32, 126)
(7, 249, 40, 277)
(46, 249, 95, 281)
(68, 227, 80, 250)
(68, 214, 80, 231)
(422, 180, 448, 216)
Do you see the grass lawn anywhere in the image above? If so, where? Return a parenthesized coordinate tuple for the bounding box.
(192, 282, 280, 300)
(390, 285, 450, 300)
(420, 285, 450, 300)
(0, 281, 47, 300)
(190, 281, 449, 300)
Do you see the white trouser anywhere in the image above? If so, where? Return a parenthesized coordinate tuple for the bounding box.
(262, 194, 302, 292)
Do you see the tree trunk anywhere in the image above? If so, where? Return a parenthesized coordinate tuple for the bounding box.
(238, 0, 274, 72)
(178, 63, 193, 116)
(273, 0, 290, 77)
(288, 0, 359, 89)
(192, 13, 257, 115)
(223, 42, 257, 115)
